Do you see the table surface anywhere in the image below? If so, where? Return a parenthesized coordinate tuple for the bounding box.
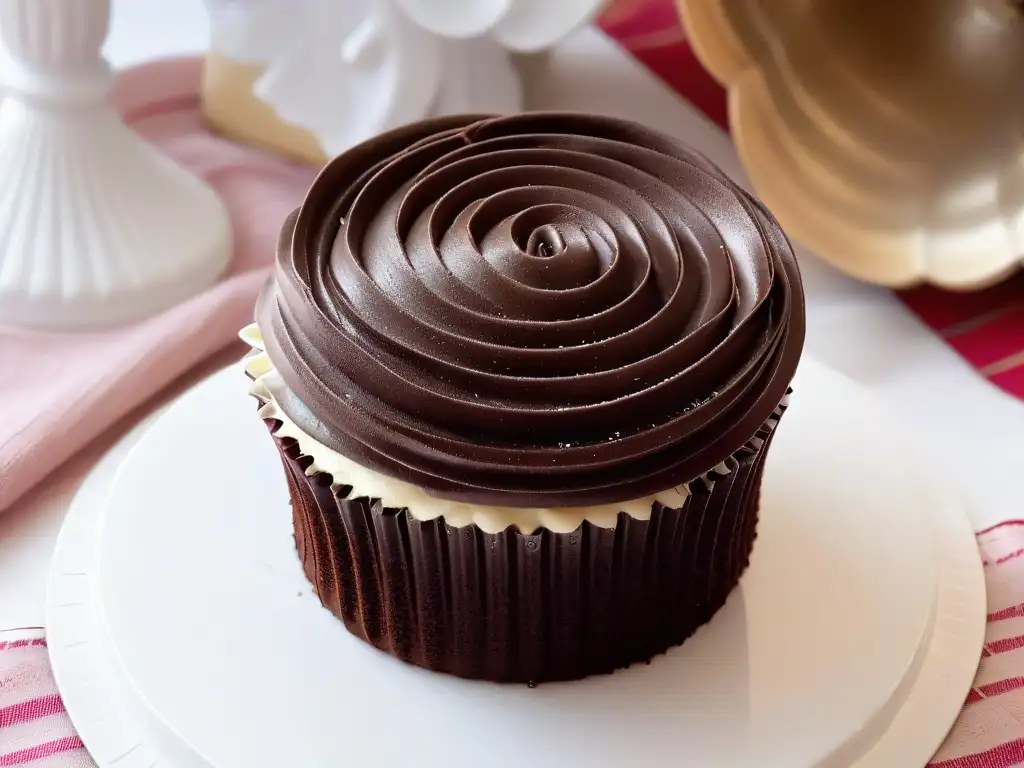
(2, 0, 1022, 631)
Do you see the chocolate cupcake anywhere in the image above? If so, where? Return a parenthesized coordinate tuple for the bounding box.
(243, 113, 804, 683)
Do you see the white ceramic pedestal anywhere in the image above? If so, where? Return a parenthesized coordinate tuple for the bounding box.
(0, 0, 231, 330)
(47, 359, 985, 767)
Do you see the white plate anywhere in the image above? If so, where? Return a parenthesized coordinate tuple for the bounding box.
(48, 358, 985, 767)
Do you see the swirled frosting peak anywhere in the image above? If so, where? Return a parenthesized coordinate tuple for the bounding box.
(257, 112, 805, 508)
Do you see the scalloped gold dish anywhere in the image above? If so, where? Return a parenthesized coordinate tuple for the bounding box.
(678, 0, 1024, 289)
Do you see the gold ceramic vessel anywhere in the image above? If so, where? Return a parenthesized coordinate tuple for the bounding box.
(679, 0, 1024, 288)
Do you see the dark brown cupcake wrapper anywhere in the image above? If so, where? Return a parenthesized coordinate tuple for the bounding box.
(267, 397, 787, 683)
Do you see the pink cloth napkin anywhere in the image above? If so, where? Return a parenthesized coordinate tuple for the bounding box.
(4, 523, 1024, 766)
(0, 57, 317, 514)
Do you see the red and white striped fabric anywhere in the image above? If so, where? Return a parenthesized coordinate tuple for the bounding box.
(926, 522, 1024, 768)
(0, 633, 91, 767)
(2, 524, 1024, 766)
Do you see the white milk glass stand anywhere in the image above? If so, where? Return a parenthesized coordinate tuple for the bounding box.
(0, 0, 230, 330)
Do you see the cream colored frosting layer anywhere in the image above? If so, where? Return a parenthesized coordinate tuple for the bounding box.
(242, 324, 784, 535)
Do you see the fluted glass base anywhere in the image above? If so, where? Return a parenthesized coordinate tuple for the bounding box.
(0, 97, 231, 329)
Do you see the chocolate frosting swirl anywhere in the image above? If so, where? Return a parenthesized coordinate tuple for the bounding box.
(257, 113, 805, 508)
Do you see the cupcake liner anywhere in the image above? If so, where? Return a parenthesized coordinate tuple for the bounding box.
(269, 403, 786, 684)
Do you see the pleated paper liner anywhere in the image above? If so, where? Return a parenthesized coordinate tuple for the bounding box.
(266, 401, 787, 684)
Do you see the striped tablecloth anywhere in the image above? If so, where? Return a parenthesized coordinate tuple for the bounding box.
(0, 634, 90, 767)
(598, 0, 1024, 403)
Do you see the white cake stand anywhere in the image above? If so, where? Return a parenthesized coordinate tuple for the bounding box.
(47, 359, 985, 768)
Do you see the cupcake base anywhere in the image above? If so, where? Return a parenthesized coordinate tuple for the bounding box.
(271, 418, 781, 684)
